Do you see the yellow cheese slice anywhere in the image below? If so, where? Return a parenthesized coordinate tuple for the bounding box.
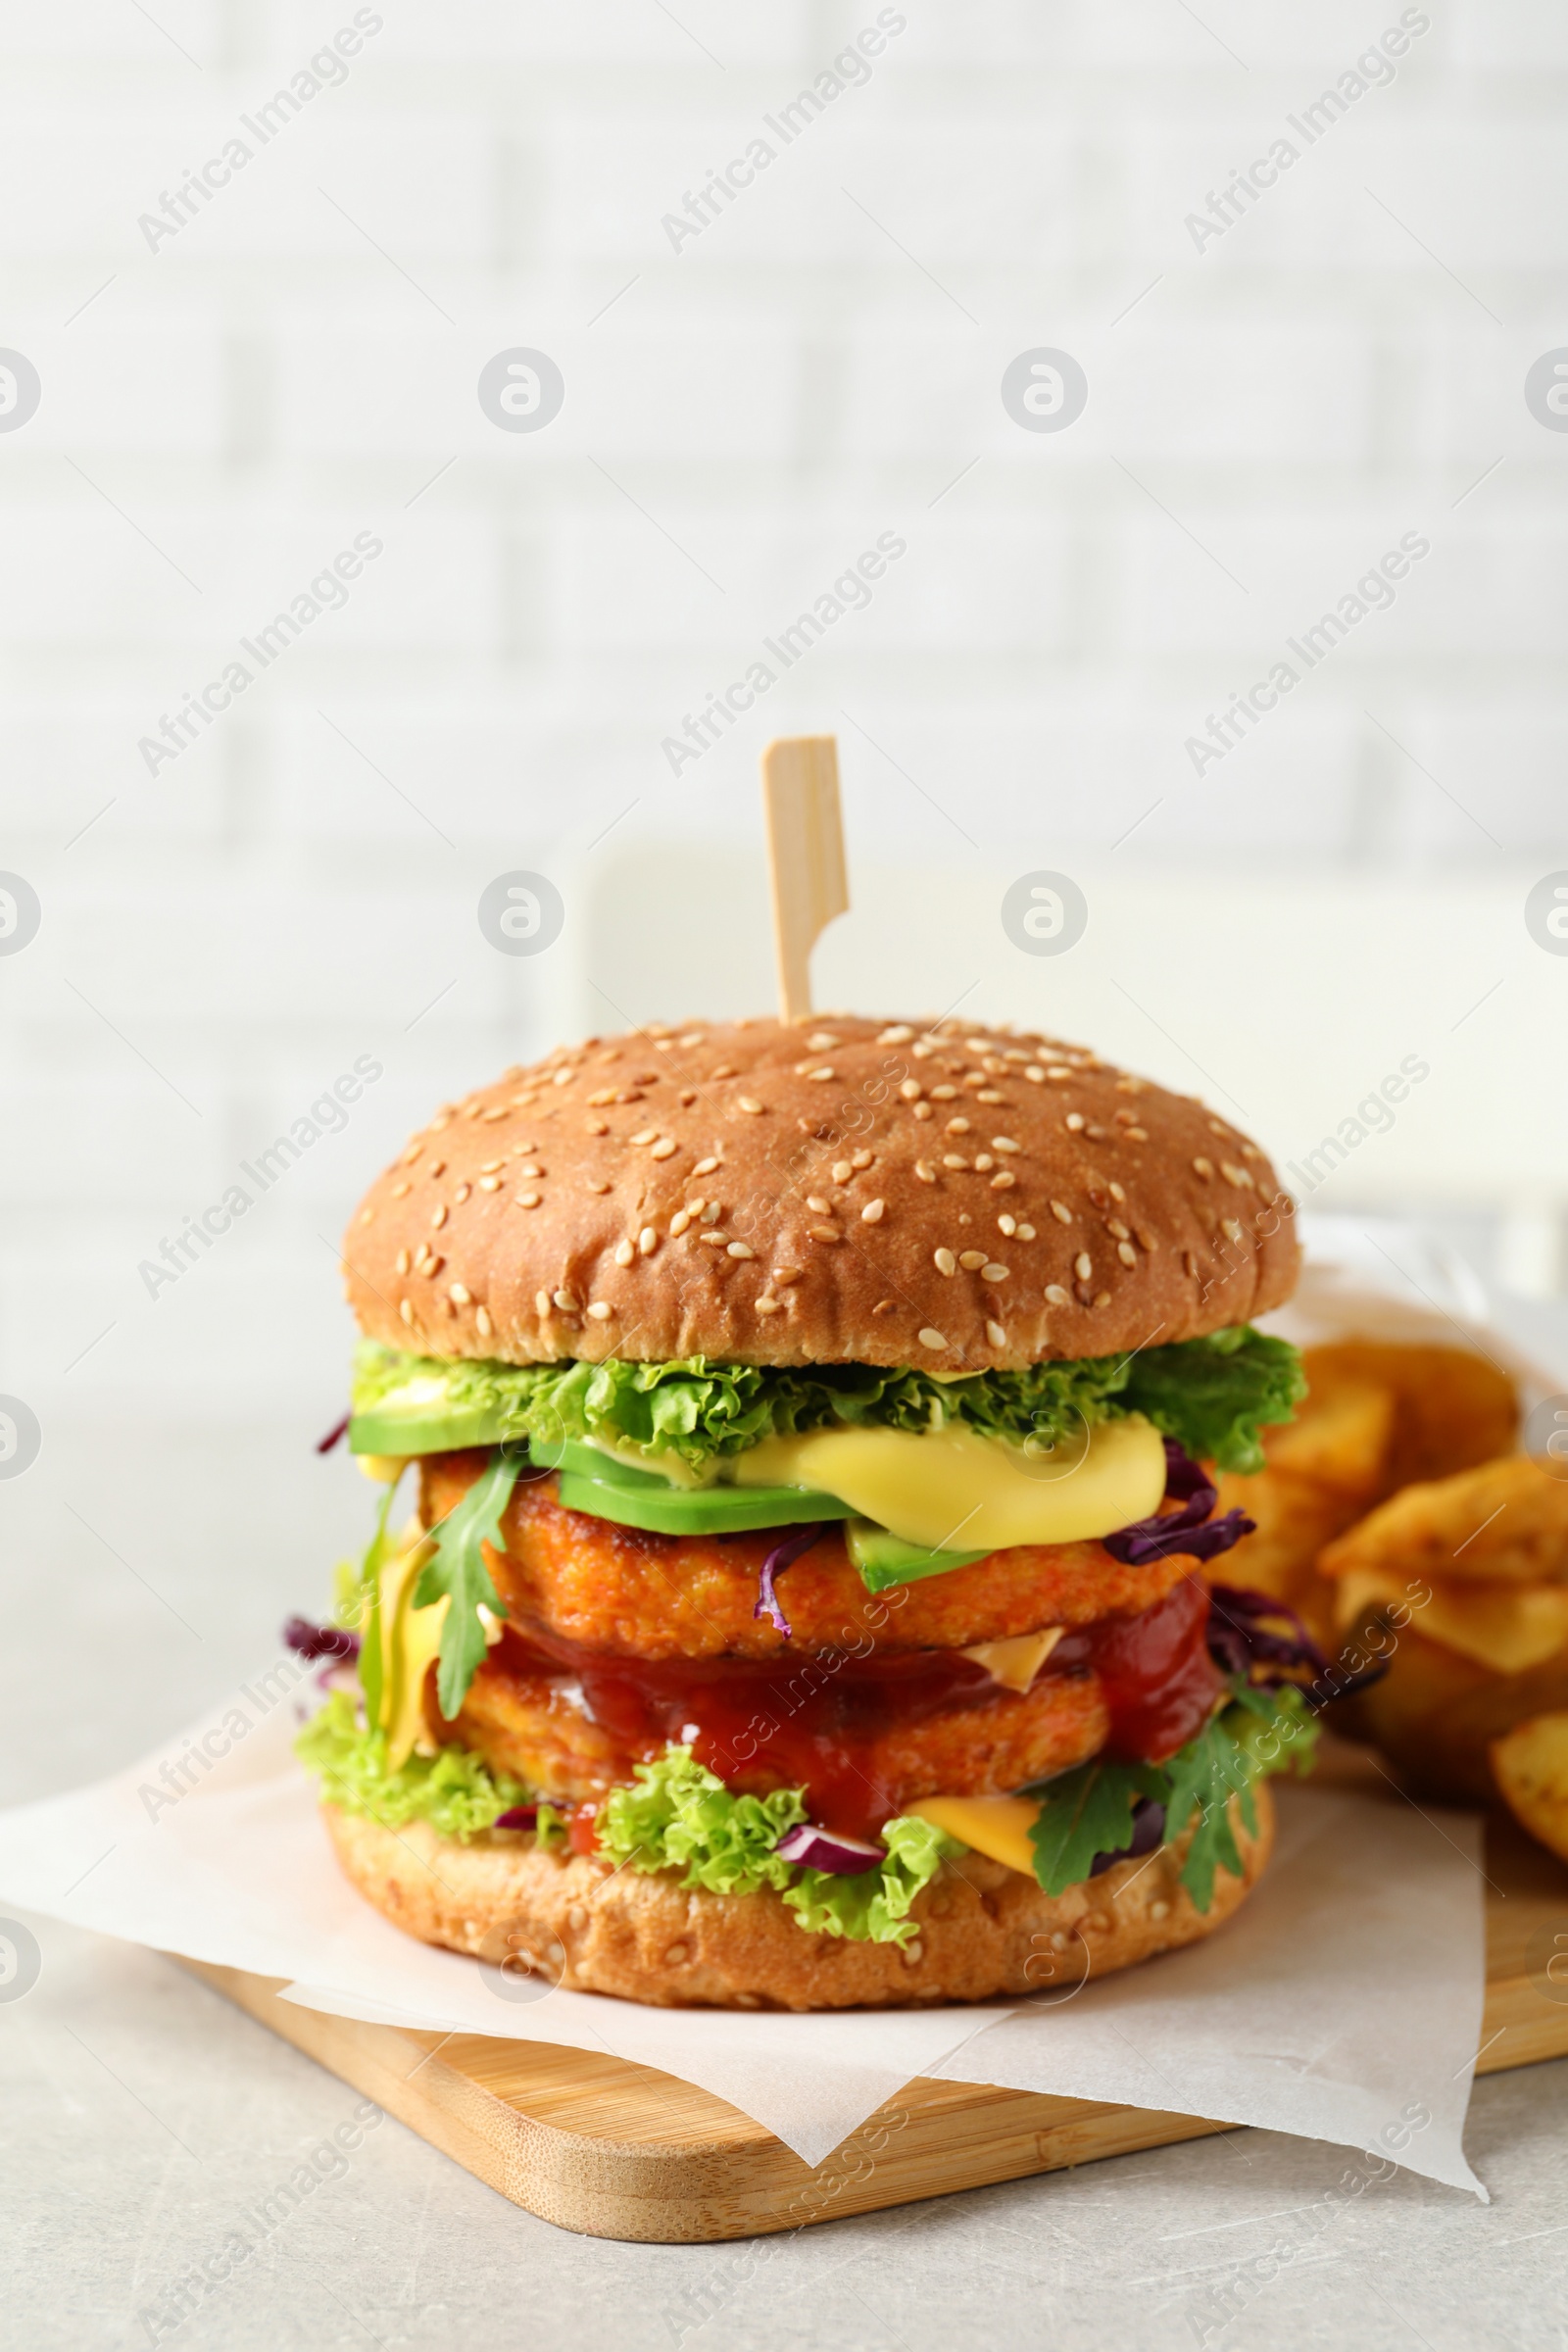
(1335, 1567, 1568, 1676)
(733, 1415, 1167, 1552)
(377, 1539, 448, 1770)
(959, 1627, 1064, 1692)
(905, 1793, 1040, 1878)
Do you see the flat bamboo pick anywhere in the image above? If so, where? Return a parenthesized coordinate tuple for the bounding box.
(760, 735, 849, 1024)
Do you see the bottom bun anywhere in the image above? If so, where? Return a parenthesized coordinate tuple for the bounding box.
(319, 1785, 1274, 2012)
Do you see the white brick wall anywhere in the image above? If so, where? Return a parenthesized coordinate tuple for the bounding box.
(2, 0, 1568, 1484)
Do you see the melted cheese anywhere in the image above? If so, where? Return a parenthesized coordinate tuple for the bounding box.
(959, 1627, 1064, 1692)
(377, 1538, 447, 1770)
(734, 1415, 1166, 1552)
(1335, 1568, 1568, 1677)
(906, 1794, 1040, 1878)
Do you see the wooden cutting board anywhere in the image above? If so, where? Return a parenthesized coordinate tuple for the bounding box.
(180, 1809, 1568, 2244)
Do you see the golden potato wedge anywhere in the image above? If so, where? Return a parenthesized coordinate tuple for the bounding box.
(1210, 1465, 1358, 1633)
(1332, 1568, 1568, 1677)
(1319, 1455, 1568, 1586)
(1300, 1342, 1516, 1490)
(1492, 1713, 1568, 1864)
(1335, 1602, 1568, 1804)
(1265, 1370, 1396, 1498)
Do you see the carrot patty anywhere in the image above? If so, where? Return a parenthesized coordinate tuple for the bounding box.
(420, 1452, 1190, 1662)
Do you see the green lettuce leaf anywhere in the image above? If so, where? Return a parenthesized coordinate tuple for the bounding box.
(412, 1450, 520, 1719)
(295, 1690, 564, 1844)
(594, 1748, 961, 1947)
(1121, 1326, 1307, 1475)
(354, 1325, 1302, 1478)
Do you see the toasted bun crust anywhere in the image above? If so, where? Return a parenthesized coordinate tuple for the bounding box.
(318, 1785, 1273, 2011)
(342, 1017, 1298, 1371)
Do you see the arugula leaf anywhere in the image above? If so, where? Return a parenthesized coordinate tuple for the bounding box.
(1028, 1755, 1165, 1896)
(411, 1448, 520, 1719)
(1122, 1327, 1306, 1475)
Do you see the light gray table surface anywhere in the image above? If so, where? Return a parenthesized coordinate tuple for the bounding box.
(5, 1416, 1568, 2352)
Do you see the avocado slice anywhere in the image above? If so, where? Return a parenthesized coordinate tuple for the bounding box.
(349, 1377, 509, 1457)
(553, 1441, 852, 1537)
(844, 1518, 992, 1592)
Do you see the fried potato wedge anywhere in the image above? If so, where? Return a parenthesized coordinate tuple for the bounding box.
(1300, 1342, 1516, 1490)
(1491, 1712, 1568, 1864)
(1265, 1369, 1396, 1497)
(1319, 1456, 1568, 1586)
(1332, 1567, 1568, 1676)
(1335, 1607, 1568, 1804)
(1210, 1465, 1356, 1631)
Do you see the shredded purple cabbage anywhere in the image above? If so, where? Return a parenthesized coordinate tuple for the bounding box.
(1091, 1795, 1165, 1878)
(1102, 1438, 1255, 1566)
(774, 1823, 887, 1874)
(1205, 1583, 1388, 1708)
(494, 1803, 539, 1831)
(316, 1411, 350, 1455)
(754, 1524, 826, 1640)
(283, 1615, 360, 1663)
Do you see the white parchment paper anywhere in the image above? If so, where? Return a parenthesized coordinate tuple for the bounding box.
(0, 1218, 1536, 2194)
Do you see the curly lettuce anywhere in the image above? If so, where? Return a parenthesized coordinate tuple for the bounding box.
(353, 1324, 1302, 1478)
(296, 1690, 563, 1845)
(595, 1748, 961, 1949)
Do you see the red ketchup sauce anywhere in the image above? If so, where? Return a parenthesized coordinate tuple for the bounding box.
(490, 1573, 1219, 1843)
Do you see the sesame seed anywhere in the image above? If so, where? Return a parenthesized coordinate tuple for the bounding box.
(934, 1248, 957, 1276)
(359, 1207, 374, 1224)
(955, 1249, 982, 1270)
(587, 1087, 617, 1106)
(552, 1070, 573, 1088)
(727, 1241, 756, 1259)
(910, 1041, 934, 1058)
(650, 1138, 677, 1159)
(899, 1080, 922, 1101)
(585, 1119, 610, 1137)
(807, 1030, 839, 1050)
(1047, 1068, 1071, 1083)
(1094, 1289, 1111, 1307)
(912, 1102, 933, 1120)
(1017, 1222, 1036, 1239)
(808, 1067, 835, 1082)
(399, 1298, 414, 1325)
(553, 1289, 576, 1311)
(515, 1163, 544, 1178)
(1024, 1066, 1045, 1083)
(402, 1144, 423, 1164)
(1107, 1219, 1130, 1240)
(851, 1149, 873, 1169)
(693, 1155, 720, 1177)
(755, 1295, 780, 1314)
(930, 1084, 957, 1101)
(861, 1198, 887, 1223)
(535, 1288, 551, 1315)
(736, 1098, 763, 1115)
(480, 1158, 505, 1173)
(918, 1328, 949, 1350)
(990, 1171, 1015, 1190)
(1050, 1200, 1073, 1225)
(942, 1153, 967, 1170)
(1108, 1181, 1126, 1201)
(914, 1160, 937, 1184)
(878, 1025, 913, 1045)
(1045, 1284, 1069, 1305)
(430, 1204, 448, 1228)
(1075, 1251, 1093, 1280)
(1065, 1113, 1086, 1133)
(772, 1266, 802, 1285)
(391, 1179, 412, 1199)
(585, 1179, 611, 1195)
(976, 1089, 1004, 1104)
(808, 1223, 841, 1244)
(981, 1261, 1009, 1282)
(586, 1301, 612, 1321)
(1125, 1127, 1149, 1142)
(872, 1298, 896, 1314)
(679, 1090, 697, 1106)
(629, 1128, 657, 1147)
(516, 1192, 542, 1209)
(482, 1105, 508, 1122)
(639, 1227, 659, 1255)
(698, 1227, 728, 1248)
(807, 1195, 830, 1214)
(668, 1211, 692, 1238)
(998, 1213, 1017, 1235)
(700, 1201, 722, 1224)
(946, 1116, 971, 1135)
(986, 1320, 1006, 1348)
(992, 1137, 1020, 1154)
(974, 1154, 995, 1173)
(832, 1160, 853, 1183)
(475, 1305, 493, 1336)
(1222, 1217, 1245, 1244)
(449, 1282, 471, 1304)
(613, 1239, 635, 1266)
(1117, 1241, 1137, 1266)
(478, 1175, 502, 1192)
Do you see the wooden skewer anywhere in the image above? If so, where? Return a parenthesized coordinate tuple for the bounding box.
(760, 734, 849, 1024)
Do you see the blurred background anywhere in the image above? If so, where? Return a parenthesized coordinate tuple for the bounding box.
(2, 0, 1567, 1783)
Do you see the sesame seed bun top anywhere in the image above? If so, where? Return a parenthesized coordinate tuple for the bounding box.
(340, 1016, 1300, 1371)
